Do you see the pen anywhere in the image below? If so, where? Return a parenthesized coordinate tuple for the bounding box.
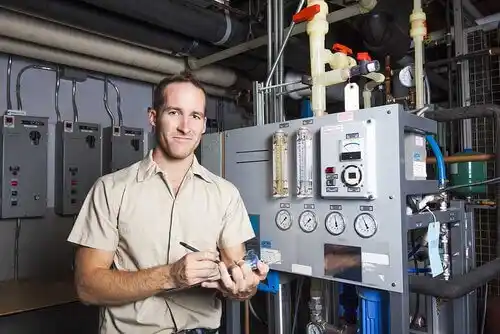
(180, 241, 200, 253)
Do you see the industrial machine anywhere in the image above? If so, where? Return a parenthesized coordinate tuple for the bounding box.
(54, 73, 102, 216)
(100, 77, 145, 174)
(201, 0, 500, 333)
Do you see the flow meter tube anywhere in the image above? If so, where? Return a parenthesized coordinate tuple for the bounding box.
(296, 127, 313, 198)
(272, 130, 289, 198)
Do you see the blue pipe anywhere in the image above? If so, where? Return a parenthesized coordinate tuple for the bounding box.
(407, 267, 431, 274)
(426, 135, 446, 188)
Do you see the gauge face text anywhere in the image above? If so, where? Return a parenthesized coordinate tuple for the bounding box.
(325, 211, 346, 235)
(299, 210, 318, 233)
(275, 209, 292, 230)
(354, 213, 378, 238)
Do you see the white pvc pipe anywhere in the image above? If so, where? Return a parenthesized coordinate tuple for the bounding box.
(0, 9, 238, 88)
(0, 36, 236, 99)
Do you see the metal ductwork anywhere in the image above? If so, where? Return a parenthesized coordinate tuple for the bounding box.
(76, 0, 252, 47)
(0, 9, 240, 88)
(73, 0, 310, 73)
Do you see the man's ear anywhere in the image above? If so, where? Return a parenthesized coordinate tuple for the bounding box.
(202, 116, 207, 134)
(148, 108, 157, 128)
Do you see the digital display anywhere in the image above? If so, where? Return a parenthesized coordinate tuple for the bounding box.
(340, 151, 362, 161)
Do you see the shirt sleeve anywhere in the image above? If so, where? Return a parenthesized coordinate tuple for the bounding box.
(67, 178, 119, 252)
(218, 186, 255, 249)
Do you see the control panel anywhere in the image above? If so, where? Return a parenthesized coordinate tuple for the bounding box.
(55, 121, 102, 216)
(0, 115, 49, 218)
(319, 120, 377, 199)
(103, 126, 144, 174)
(222, 104, 435, 293)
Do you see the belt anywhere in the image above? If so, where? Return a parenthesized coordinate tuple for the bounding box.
(177, 329, 218, 334)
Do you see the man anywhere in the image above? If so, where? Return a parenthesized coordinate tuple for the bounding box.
(67, 73, 269, 334)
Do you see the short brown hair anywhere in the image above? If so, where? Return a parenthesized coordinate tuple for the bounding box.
(152, 72, 206, 112)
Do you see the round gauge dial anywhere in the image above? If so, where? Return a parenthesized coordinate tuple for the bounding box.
(306, 323, 323, 334)
(399, 65, 415, 88)
(325, 211, 346, 236)
(298, 210, 318, 233)
(275, 209, 292, 230)
(354, 213, 378, 238)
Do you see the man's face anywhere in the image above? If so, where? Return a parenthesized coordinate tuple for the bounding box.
(149, 82, 206, 160)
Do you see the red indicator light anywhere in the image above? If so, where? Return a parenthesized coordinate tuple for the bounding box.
(10, 180, 18, 186)
(325, 167, 335, 174)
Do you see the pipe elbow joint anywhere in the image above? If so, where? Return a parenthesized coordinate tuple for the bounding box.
(410, 11, 427, 38)
(359, 0, 377, 12)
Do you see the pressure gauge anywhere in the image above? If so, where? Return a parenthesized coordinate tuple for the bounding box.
(354, 213, 378, 238)
(399, 65, 415, 88)
(325, 212, 346, 236)
(306, 323, 323, 334)
(275, 209, 292, 230)
(298, 210, 318, 233)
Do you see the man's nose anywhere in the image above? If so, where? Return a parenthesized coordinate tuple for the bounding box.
(177, 117, 190, 133)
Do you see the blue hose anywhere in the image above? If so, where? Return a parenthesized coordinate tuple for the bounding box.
(426, 135, 446, 188)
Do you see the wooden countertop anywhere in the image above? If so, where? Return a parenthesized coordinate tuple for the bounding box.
(0, 277, 78, 317)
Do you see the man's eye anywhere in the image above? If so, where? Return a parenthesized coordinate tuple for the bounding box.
(168, 110, 179, 115)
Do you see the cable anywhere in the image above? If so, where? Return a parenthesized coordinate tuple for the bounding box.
(248, 300, 267, 326)
(14, 218, 21, 280)
(426, 135, 446, 188)
(444, 176, 500, 191)
(291, 276, 304, 334)
(481, 283, 488, 334)
(410, 231, 419, 328)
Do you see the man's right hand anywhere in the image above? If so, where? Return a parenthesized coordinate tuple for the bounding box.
(168, 252, 221, 288)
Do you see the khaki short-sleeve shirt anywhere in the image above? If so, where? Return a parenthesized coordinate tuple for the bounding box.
(67, 150, 255, 334)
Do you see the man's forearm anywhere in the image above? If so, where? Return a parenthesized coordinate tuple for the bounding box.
(76, 265, 176, 306)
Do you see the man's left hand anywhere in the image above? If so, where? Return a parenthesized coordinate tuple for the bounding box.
(201, 260, 269, 300)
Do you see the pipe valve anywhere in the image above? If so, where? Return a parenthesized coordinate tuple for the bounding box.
(349, 60, 380, 77)
(293, 4, 321, 23)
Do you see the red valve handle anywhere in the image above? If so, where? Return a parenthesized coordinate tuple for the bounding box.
(356, 52, 372, 61)
(292, 4, 320, 23)
(332, 43, 353, 55)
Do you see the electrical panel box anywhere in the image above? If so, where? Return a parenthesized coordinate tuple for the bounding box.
(0, 114, 49, 218)
(319, 120, 377, 199)
(103, 125, 144, 174)
(222, 104, 436, 294)
(54, 120, 102, 216)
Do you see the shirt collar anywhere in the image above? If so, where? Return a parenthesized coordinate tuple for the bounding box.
(137, 149, 213, 183)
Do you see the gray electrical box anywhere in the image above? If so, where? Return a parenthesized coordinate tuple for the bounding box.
(0, 114, 49, 218)
(103, 126, 145, 174)
(54, 120, 102, 216)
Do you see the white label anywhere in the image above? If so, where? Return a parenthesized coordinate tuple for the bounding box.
(344, 83, 360, 112)
(260, 248, 282, 265)
(362, 252, 390, 265)
(450, 163, 458, 175)
(415, 136, 424, 147)
(337, 112, 353, 123)
(428, 222, 444, 277)
(291, 264, 312, 276)
(413, 161, 427, 177)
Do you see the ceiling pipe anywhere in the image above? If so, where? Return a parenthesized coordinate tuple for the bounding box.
(0, 9, 239, 88)
(77, 0, 252, 47)
(0, 0, 267, 75)
(0, 36, 237, 99)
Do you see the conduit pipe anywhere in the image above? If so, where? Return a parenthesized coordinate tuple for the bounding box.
(0, 9, 238, 88)
(192, 1, 376, 69)
(0, 36, 236, 99)
(362, 72, 385, 108)
(410, 0, 427, 109)
(426, 154, 495, 164)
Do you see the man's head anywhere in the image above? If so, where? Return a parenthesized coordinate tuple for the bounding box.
(149, 73, 206, 160)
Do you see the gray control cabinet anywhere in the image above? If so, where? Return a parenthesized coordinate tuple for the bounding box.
(103, 126, 145, 174)
(223, 104, 437, 294)
(0, 114, 49, 218)
(54, 121, 102, 216)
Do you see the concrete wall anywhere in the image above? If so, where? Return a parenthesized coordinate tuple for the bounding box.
(0, 53, 246, 333)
